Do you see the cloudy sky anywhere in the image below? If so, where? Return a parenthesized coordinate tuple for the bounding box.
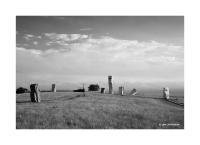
(16, 16, 184, 90)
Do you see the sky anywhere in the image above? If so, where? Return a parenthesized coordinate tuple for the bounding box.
(16, 16, 184, 91)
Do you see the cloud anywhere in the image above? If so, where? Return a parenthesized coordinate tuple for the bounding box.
(65, 36, 183, 64)
(44, 33, 88, 42)
(16, 34, 184, 88)
(20, 33, 183, 65)
(17, 47, 42, 55)
(24, 34, 34, 40)
(24, 34, 42, 40)
(16, 47, 67, 56)
(18, 34, 184, 64)
(33, 41, 38, 45)
(18, 34, 184, 65)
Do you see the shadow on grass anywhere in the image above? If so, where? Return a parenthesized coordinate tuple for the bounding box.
(16, 94, 85, 104)
(16, 100, 32, 104)
(41, 94, 84, 103)
(124, 95, 163, 99)
(159, 99, 184, 108)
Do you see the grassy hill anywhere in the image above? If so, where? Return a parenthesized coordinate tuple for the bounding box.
(16, 92, 184, 129)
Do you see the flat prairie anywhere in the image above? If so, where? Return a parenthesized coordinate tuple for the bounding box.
(16, 92, 184, 129)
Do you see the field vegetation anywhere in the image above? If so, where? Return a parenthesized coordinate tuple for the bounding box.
(16, 92, 184, 129)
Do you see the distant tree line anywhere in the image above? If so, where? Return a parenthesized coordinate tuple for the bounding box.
(16, 84, 101, 94)
(88, 84, 100, 91)
(16, 87, 28, 94)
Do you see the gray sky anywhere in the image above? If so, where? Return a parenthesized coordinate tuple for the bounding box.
(16, 16, 184, 90)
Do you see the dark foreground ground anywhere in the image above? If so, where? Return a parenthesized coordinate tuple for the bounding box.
(16, 92, 184, 129)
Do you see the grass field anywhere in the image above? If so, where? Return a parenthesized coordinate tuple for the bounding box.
(16, 92, 184, 129)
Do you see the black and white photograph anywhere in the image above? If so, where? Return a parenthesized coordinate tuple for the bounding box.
(16, 16, 184, 129)
(3, 0, 200, 144)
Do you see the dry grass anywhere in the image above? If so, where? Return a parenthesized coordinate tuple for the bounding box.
(16, 92, 184, 129)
